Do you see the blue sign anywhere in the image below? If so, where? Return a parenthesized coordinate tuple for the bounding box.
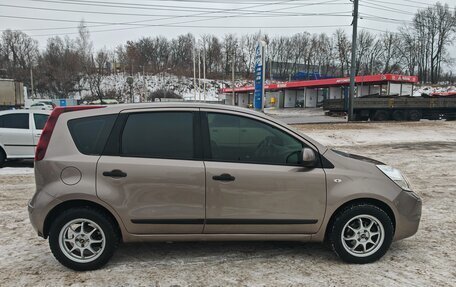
(253, 42, 264, 110)
(59, 99, 67, 107)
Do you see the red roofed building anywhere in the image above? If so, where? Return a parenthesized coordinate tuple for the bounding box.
(221, 74, 418, 108)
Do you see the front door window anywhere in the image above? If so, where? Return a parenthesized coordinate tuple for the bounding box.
(207, 113, 303, 165)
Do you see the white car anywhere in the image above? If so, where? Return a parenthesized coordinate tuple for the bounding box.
(0, 110, 51, 166)
(30, 102, 54, 110)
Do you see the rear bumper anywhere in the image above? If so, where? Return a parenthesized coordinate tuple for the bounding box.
(393, 190, 422, 241)
(28, 200, 43, 237)
(28, 191, 58, 238)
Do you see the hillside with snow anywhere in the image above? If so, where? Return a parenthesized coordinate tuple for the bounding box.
(74, 73, 255, 102)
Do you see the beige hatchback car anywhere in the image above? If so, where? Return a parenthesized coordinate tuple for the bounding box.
(28, 103, 421, 270)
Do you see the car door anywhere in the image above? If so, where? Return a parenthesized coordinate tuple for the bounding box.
(96, 108, 206, 234)
(32, 112, 49, 146)
(0, 112, 34, 158)
(202, 110, 326, 234)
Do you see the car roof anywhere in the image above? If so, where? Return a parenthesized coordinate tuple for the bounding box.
(0, 109, 51, 115)
(96, 102, 260, 115)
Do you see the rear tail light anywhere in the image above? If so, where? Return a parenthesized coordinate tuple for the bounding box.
(34, 106, 105, 161)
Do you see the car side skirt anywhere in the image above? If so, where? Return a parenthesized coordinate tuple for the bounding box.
(121, 233, 314, 242)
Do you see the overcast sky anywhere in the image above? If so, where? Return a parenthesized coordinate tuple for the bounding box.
(1, 0, 455, 51)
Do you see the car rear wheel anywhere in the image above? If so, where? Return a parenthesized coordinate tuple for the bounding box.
(329, 204, 394, 264)
(49, 207, 119, 271)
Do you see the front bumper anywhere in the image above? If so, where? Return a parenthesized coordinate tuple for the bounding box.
(393, 190, 422, 241)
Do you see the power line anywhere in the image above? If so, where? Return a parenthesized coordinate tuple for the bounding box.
(360, 2, 416, 16)
(1, 0, 350, 38)
(368, 0, 456, 11)
(144, 0, 344, 28)
(358, 26, 390, 33)
(8, 0, 348, 36)
(28, 24, 351, 37)
(401, 0, 453, 7)
(368, 0, 429, 9)
(361, 13, 413, 23)
(0, 3, 350, 19)
(20, 0, 347, 13)
(0, 0, 304, 33)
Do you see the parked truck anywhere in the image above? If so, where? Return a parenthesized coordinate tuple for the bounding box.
(0, 79, 25, 110)
(323, 95, 456, 121)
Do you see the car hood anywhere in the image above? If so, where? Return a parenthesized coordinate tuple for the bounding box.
(330, 149, 385, 165)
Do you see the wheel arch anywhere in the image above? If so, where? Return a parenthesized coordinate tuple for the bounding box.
(0, 144, 6, 157)
(324, 198, 396, 242)
(43, 199, 122, 241)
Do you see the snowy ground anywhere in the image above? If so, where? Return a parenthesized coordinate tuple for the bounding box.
(0, 121, 455, 286)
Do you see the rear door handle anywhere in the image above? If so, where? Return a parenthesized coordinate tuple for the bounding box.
(212, 173, 235, 182)
(103, 169, 127, 178)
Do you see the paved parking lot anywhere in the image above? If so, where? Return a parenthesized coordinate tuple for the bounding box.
(264, 107, 346, 124)
(0, 121, 455, 286)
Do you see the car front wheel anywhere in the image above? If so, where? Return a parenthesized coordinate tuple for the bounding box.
(48, 207, 119, 271)
(329, 204, 394, 264)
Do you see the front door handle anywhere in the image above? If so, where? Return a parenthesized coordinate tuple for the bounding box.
(212, 173, 235, 182)
(103, 169, 127, 178)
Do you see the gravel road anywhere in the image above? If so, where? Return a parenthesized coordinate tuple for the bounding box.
(0, 122, 455, 286)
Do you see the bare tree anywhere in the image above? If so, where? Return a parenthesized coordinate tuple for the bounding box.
(0, 29, 38, 92)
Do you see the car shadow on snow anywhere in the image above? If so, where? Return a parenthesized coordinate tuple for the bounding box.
(1, 159, 34, 168)
(110, 241, 338, 266)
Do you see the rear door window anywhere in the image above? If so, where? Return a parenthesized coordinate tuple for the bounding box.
(121, 112, 194, 159)
(68, 114, 117, 155)
(33, 113, 49, 130)
(0, 113, 29, 129)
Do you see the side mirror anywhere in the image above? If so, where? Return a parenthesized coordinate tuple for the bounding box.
(301, 148, 317, 167)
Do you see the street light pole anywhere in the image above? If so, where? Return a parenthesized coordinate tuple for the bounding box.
(30, 65, 34, 99)
(203, 47, 206, 102)
(193, 47, 197, 101)
(198, 48, 201, 102)
(348, 0, 359, 121)
(232, 49, 235, 106)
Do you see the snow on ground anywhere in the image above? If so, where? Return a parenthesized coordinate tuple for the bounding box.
(73, 73, 254, 102)
(413, 85, 456, 97)
(0, 121, 455, 286)
(0, 167, 33, 175)
(294, 121, 456, 147)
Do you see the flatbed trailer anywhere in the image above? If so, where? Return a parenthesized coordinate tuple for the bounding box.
(323, 96, 456, 121)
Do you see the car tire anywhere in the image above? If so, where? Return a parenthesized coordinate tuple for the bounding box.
(0, 148, 6, 168)
(48, 207, 119, 271)
(392, 110, 406, 121)
(372, 110, 390, 121)
(329, 204, 394, 264)
(408, 110, 422, 121)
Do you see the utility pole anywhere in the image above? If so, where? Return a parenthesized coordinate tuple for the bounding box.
(348, 0, 359, 121)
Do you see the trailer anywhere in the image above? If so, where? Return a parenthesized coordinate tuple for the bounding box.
(323, 95, 456, 121)
(0, 79, 25, 110)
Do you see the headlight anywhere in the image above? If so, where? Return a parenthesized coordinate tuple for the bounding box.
(376, 165, 412, 191)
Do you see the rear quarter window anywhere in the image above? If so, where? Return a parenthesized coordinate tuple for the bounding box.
(34, 113, 49, 130)
(68, 114, 117, 155)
